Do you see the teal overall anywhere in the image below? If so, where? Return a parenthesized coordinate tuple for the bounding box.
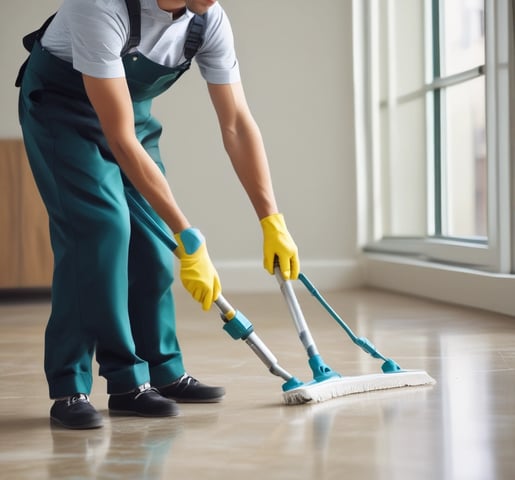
(17, 15, 204, 398)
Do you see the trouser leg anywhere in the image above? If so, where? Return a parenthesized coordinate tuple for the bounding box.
(21, 124, 150, 398)
(125, 187, 185, 386)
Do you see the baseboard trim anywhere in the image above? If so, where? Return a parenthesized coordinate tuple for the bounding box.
(213, 259, 364, 292)
(363, 254, 515, 317)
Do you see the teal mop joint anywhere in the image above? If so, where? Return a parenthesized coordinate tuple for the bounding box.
(282, 377, 304, 392)
(222, 310, 254, 340)
(308, 354, 341, 382)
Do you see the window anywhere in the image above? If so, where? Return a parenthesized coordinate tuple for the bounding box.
(355, 0, 513, 274)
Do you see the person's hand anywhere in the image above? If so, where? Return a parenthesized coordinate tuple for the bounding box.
(174, 228, 221, 311)
(260, 213, 299, 280)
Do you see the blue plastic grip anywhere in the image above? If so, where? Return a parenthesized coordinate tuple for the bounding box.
(222, 311, 254, 340)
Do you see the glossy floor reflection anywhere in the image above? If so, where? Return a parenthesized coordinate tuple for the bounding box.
(0, 288, 514, 480)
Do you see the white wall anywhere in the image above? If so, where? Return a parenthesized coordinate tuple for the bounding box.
(0, 1, 361, 292)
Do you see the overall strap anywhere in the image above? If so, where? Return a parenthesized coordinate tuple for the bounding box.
(22, 13, 57, 52)
(120, 4, 207, 61)
(184, 13, 207, 61)
(120, 0, 142, 56)
(15, 13, 56, 87)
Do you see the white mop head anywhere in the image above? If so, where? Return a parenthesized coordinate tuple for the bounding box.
(283, 370, 436, 405)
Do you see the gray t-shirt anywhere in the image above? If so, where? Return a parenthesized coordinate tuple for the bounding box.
(41, 0, 240, 84)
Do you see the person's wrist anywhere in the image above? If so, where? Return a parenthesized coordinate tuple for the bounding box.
(260, 213, 285, 232)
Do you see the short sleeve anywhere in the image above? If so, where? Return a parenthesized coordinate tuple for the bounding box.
(195, 5, 241, 84)
(67, 0, 129, 78)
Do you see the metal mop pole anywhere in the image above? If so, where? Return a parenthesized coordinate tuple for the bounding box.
(126, 190, 302, 390)
(214, 295, 298, 385)
(274, 268, 340, 383)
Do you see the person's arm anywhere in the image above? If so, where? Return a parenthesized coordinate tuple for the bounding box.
(82, 75, 190, 233)
(207, 81, 277, 220)
(207, 81, 299, 279)
(83, 74, 220, 310)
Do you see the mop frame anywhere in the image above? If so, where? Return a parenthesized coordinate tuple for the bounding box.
(126, 191, 435, 403)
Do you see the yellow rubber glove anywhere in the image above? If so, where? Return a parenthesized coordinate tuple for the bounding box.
(260, 213, 300, 280)
(174, 228, 221, 311)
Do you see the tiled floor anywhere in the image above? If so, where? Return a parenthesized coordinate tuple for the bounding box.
(0, 287, 514, 479)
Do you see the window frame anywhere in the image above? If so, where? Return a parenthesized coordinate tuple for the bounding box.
(356, 0, 514, 275)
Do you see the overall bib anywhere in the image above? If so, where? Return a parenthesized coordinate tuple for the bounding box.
(17, 12, 205, 398)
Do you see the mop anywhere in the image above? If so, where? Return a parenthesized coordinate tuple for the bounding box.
(126, 191, 436, 405)
(275, 271, 436, 404)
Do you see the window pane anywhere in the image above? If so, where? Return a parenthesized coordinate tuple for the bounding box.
(441, 76, 487, 238)
(442, 0, 485, 76)
(380, 98, 427, 237)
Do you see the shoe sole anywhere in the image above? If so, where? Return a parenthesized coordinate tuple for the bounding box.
(108, 409, 180, 418)
(170, 396, 225, 404)
(50, 416, 104, 430)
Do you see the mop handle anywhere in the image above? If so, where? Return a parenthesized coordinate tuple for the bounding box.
(126, 189, 178, 251)
(274, 268, 320, 358)
(215, 295, 294, 382)
(298, 273, 388, 362)
(126, 190, 297, 383)
(275, 267, 340, 382)
(215, 294, 293, 381)
(298, 273, 358, 340)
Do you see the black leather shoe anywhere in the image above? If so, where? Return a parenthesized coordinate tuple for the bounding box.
(50, 394, 104, 430)
(158, 374, 225, 403)
(108, 383, 179, 417)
